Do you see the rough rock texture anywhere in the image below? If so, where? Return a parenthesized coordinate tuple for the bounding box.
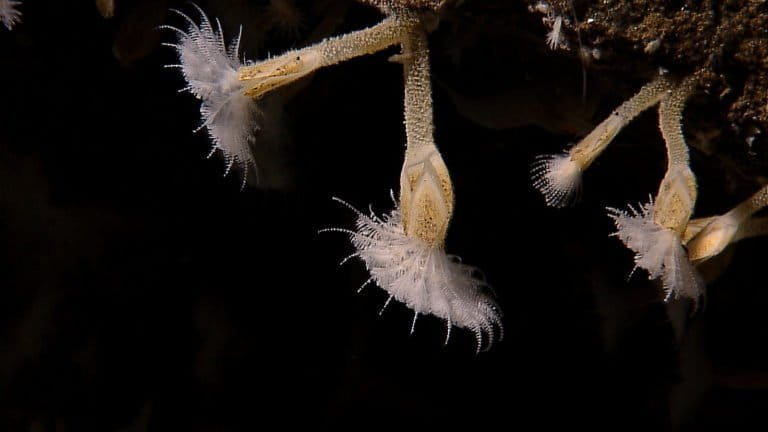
(358, 0, 443, 11)
(526, 0, 768, 155)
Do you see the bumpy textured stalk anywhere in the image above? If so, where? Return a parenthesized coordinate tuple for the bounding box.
(573, 75, 676, 169)
(532, 75, 676, 207)
(238, 15, 406, 99)
(398, 13, 453, 247)
(652, 75, 698, 233)
(607, 75, 702, 304)
(326, 9, 502, 351)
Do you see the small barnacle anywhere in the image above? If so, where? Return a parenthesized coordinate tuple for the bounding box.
(163, 5, 259, 185)
(532, 74, 675, 207)
(0, 0, 21, 30)
(546, 15, 563, 50)
(608, 75, 702, 304)
(530, 1, 551, 15)
(644, 38, 662, 54)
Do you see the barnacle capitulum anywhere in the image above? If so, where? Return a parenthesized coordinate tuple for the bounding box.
(238, 14, 408, 100)
(0, 0, 21, 30)
(531, 152, 582, 207)
(332, 196, 502, 352)
(545, 15, 564, 50)
(95, 0, 115, 19)
(532, 75, 675, 207)
(687, 184, 768, 263)
(163, 5, 259, 184)
(325, 10, 502, 351)
(608, 75, 703, 305)
(608, 199, 702, 303)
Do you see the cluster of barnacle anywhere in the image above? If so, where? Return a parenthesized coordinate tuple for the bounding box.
(524, 2, 768, 311)
(163, 0, 767, 351)
(164, 1, 501, 352)
(532, 72, 768, 309)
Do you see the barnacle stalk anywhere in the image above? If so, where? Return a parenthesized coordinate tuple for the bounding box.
(398, 21, 453, 246)
(532, 75, 675, 207)
(687, 184, 768, 263)
(238, 14, 409, 99)
(652, 76, 698, 232)
(609, 76, 702, 304)
(329, 10, 501, 351)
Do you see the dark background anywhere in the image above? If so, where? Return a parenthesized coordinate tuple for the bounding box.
(1, 0, 767, 430)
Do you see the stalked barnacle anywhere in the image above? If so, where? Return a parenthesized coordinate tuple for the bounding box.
(163, 5, 259, 185)
(608, 75, 703, 305)
(165, 3, 419, 185)
(324, 13, 501, 351)
(0, 0, 21, 30)
(164, 2, 498, 349)
(532, 74, 676, 207)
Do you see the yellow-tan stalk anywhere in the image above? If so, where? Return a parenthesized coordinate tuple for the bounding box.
(397, 12, 453, 247)
(651, 75, 698, 233)
(570, 75, 675, 170)
(238, 15, 406, 99)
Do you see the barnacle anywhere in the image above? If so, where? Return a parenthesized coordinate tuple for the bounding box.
(0, 0, 21, 30)
(545, 15, 563, 50)
(532, 74, 675, 207)
(330, 197, 502, 352)
(687, 184, 768, 263)
(163, 5, 259, 185)
(165, 3, 415, 186)
(608, 75, 702, 305)
(168, 1, 502, 349)
(319, 8, 501, 350)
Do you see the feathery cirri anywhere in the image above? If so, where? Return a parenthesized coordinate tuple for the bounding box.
(0, 0, 21, 30)
(163, 5, 259, 184)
